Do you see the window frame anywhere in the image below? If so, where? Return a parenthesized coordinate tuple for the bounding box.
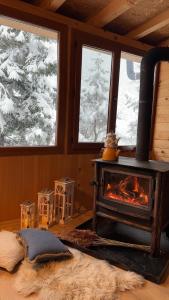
(115, 51, 143, 150)
(0, 16, 68, 156)
(67, 30, 145, 154)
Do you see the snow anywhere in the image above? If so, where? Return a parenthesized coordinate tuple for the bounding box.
(79, 46, 141, 145)
(15, 31, 25, 42)
(0, 96, 14, 114)
(79, 46, 112, 143)
(8, 69, 21, 81)
(115, 58, 140, 145)
(0, 24, 58, 146)
(0, 23, 140, 147)
(0, 111, 5, 132)
(13, 90, 21, 97)
(44, 43, 57, 64)
(0, 69, 5, 77)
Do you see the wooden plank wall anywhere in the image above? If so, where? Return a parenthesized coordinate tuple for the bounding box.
(0, 1, 150, 222)
(153, 62, 169, 161)
(0, 154, 95, 222)
(0, 150, 133, 222)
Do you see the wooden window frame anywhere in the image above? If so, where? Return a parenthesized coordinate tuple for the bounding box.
(0, 14, 68, 156)
(67, 30, 145, 154)
(116, 50, 143, 151)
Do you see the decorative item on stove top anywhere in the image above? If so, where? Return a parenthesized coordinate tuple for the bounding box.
(20, 201, 36, 229)
(38, 189, 56, 229)
(54, 178, 75, 224)
(102, 132, 120, 161)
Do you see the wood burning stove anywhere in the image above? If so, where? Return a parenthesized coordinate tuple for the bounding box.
(88, 48, 169, 281)
(91, 48, 169, 258)
(101, 167, 153, 219)
(92, 157, 169, 256)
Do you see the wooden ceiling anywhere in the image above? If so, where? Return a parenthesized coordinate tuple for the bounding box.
(21, 0, 169, 45)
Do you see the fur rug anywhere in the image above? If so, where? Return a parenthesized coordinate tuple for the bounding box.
(14, 247, 144, 300)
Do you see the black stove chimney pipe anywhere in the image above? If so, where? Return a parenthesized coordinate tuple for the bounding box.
(136, 47, 169, 161)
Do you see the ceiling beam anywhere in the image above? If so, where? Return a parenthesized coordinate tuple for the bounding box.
(35, 0, 66, 11)
(160, 38, 169, 46)
(86, 0, 137, 28)
(0, 0, 151, 52)
(126, 8, 169, 40)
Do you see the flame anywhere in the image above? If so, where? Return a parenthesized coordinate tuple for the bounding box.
(107, 184, 112, 190)
(104, 176, 149, 207)
(133, 176, 139, 193)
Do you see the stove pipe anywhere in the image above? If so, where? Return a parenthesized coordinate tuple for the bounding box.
(136, 47, 169, 161)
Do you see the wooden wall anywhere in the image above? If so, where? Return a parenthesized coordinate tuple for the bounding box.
(0, 154, 95, 222)
(152, 61, 169, 161)
(0, 1, 151, 223)
(0, 150, 134, 222)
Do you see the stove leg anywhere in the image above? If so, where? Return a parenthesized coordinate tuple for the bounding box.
(150, 172, 162, 257)
(151, 225, 161, 257)
(92, 214, 98, 232)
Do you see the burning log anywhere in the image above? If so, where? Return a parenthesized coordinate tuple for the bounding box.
(59, 229, 151, 253)
(105, 175, 149, 206)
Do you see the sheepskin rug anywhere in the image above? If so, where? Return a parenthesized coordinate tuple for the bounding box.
(14, 247, 144, 300)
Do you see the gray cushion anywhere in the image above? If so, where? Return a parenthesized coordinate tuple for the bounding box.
(18, 229, 72, 263)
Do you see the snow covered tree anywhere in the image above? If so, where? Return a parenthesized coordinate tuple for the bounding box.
(0, 25, 58, 146)
(79, 53, 111, 142)
(115, 58, 140, 145)
(126, 82, 140, 144)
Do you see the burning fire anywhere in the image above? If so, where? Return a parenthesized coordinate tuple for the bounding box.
(105, 176, 148, 206)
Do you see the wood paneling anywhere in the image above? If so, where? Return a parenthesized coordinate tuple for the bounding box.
(0, 154, 95, 222)
(0, 210, 93, 233)
(155, 107, 169, 123)
(87, 0, 138, 28)
(0, 151, 132, 221)
(153, 149, 169, 160)
(153, 139, 169, 149)
(35, 0, 66, 11)
(104, 0, 169, 43)
(152, 57, 169, 162)
(22, 0, 169, 46)
(0, 0, 151, 51)
(154, 123, 169, 140)
(126, 7, 169, 40)
(0, 0, 143, 223)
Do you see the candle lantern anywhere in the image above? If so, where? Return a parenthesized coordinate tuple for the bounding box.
(38, 189, 56, 229)
(20, 201, 36, 229)
(54, 178, 75, 224)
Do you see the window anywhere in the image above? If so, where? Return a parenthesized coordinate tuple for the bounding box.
(0, 23, 58, 147)
(0, 17, 67, 155)
(78, 46, 112, 143)
(115, 52, 141, 146)
(68, 31, 144, 153)
(68, 31, 120, 153)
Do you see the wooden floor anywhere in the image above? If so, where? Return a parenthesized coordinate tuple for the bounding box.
(1, 211, 169, 300)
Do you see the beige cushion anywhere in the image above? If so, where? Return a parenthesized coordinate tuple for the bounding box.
(0, 231, 24, 271)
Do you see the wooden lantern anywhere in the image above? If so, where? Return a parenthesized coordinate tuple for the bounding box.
(54, 178, 75, 224)
(38, 189, 56, 229)
(20, 201, 36, 229)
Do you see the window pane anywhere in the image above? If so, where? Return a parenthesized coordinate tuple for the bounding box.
(78, 46, 112, 143)
(116, 52, 141, 146)
(0, 23, 58, 147)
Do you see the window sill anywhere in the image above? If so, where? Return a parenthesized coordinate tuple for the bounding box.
(119, 146, 136, 151)
(0, 146, 64, 156)
(67, 143, 136, 154)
